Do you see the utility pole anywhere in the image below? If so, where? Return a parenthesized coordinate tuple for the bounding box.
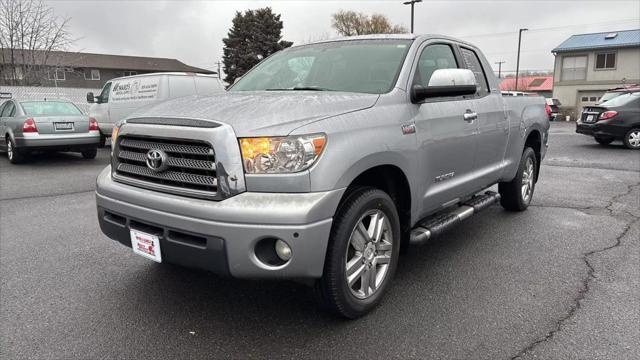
(495, 61, 505, 79)
(214, 61, 222, 79)
(402, 0, 423, 33)
(515, 28, 528, 91)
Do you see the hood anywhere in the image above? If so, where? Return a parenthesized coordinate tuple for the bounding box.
(128, 91, 379, 137)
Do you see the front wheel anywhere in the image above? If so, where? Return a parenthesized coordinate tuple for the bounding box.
(499, 147, 537, 211)
(315, 187, 400, 318)
(623, 129, 640, 150)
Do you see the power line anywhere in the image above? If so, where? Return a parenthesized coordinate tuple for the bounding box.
(458, 18, 639, 39)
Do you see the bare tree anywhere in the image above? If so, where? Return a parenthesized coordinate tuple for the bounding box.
(0, 0, 72, 86)
(331, 10, 407, 36)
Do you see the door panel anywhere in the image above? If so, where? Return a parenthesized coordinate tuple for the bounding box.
(416, 100, 478, 216)
(410, 42, 479, 217)
(459, 46, 509, 184)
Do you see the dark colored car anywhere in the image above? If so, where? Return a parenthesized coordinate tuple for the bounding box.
(576, 92, 640, 149)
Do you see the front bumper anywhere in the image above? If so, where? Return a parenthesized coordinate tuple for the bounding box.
(15, 132, 101, 149)
(96, 167, 344, 279)
(576, 121, 627, 139)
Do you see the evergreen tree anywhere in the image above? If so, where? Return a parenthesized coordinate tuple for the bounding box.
(222, 8, 292, 85)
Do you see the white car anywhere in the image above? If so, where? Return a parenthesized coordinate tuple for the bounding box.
(87, 72, 225, 145)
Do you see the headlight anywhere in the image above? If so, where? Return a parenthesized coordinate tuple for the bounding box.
(239, 134, 326, 174)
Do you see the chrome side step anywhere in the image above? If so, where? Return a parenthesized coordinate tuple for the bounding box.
(409, 191, 501, 246)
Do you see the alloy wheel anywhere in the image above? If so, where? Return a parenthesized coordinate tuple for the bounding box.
(628, 130, 640, 148)
(521, 157, 534, 203)
(6, 138, 13, 160)
(345, 210, 393, 299)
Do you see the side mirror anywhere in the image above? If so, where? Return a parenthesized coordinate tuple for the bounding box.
(411, 68, 478, 103)
(86, 92, 95, 103)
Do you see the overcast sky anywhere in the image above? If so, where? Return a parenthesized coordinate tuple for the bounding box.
(48, 0, 639, 76)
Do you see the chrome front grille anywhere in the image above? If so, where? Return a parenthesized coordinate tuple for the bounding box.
(113, 135, 218, 198)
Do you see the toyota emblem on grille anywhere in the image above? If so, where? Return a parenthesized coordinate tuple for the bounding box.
(146, 149, 169, 172)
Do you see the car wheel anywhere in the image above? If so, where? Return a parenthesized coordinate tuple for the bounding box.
(499, 147, 537, 211)
(6, 136, 26, 164)
(623, 129, 640, 150)
(81, 148, 98, 159)
(595, 136, 614, 146)
(315, 187, 400, 318)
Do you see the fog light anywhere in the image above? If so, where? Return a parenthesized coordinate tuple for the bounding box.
(274, 239, 292, 261)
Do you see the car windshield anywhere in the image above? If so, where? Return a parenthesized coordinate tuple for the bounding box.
(600, 92, 640, 107)
(21, 101, 82, 116)
(230, 39, 413, 94)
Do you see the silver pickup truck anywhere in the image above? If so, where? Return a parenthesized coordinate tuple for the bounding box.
(96, 34, 549, 318)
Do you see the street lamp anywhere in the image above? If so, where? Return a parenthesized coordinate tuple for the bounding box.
(403, 0, 423, 33)
(515, 28, 528, 91)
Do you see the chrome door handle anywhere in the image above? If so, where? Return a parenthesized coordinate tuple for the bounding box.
(463, 111, 478, 122)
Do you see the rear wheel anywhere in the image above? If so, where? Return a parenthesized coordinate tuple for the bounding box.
(623, 129, 640, 150)
(499, 147, 537, 211)
(315, 187, 400, 318)
(595, 136, 614, 146)
(6, 136, 26, 164)
(81, 148, 98, 159)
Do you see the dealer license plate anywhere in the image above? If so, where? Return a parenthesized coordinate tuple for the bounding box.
(130, 229, 162, 263)
(54, 122, 74, 130)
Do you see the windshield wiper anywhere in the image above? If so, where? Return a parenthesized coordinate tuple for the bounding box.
(265, 86, 334, 91)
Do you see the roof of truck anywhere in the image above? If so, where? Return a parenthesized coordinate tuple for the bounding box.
(307, 33, 477, 48)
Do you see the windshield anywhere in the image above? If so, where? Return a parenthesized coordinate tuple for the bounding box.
(21, 101, 82, 116)
(230, 39, 413, 94)
(600, 92, 640, 107)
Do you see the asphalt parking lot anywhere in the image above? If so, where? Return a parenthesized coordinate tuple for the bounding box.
(1, 121, 638, 360)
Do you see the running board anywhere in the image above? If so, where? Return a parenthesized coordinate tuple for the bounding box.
(409, 191, 501, 246)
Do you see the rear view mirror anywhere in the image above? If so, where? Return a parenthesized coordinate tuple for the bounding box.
(411, 68, 478, 103)
(86, 92, 95, 103)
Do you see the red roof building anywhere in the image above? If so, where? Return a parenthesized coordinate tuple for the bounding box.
(499, 76, 553, 95)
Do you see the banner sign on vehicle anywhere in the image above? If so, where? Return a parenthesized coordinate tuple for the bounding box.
(111, 77, 160, 102)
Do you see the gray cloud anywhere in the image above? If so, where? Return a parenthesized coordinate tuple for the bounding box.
(48, 0, 640, 75)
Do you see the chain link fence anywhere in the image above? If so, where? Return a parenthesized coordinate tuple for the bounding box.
(0, 86, 99, 113)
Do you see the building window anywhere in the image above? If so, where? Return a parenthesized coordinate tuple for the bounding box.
(595, 53, 616, 70)
(84, 69, 100, 80)
(581, 96, 588, 101)
(561, 56, 587, 81)
(2, 67, 24, 80)
(589, 97, 597, 102)
(123, 71, 138, 77)
(47, 69, 66, 81)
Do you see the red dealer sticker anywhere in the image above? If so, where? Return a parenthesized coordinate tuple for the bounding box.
(130, 230, 162, 263)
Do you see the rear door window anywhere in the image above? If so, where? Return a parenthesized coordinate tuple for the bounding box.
(459, 47, 490, 97)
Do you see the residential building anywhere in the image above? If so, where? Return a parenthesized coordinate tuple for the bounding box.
(0, 49, 215, 88)
(551, 29, 640, 111)
(499, 75, 553, 98)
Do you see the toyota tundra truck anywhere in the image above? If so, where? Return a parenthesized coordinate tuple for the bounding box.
(95, 34, 549, 318)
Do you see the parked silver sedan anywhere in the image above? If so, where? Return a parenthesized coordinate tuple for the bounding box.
(0, 99, 101, 164)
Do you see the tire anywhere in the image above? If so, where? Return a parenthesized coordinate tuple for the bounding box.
(499, 147, 537, 211)
(98, 134, 107, 148)
(623, 129, 640, 150)
(595, 136, 614, 146)
(6, 136, 26, 164)
(81, 148, 98, 159)
(315, 187, 401, 319)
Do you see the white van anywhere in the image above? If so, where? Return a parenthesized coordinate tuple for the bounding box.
(87, 72, 225, 144)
